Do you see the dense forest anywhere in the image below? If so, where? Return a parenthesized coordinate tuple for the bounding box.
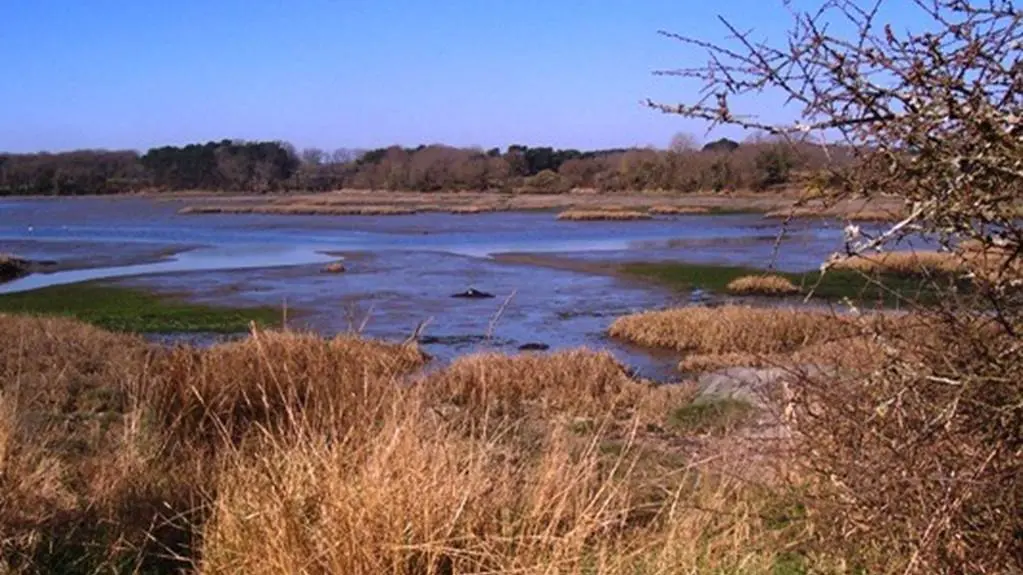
(0, 135, 842, 196)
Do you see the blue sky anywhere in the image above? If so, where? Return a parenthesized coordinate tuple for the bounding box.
(0, 1, 915, 153)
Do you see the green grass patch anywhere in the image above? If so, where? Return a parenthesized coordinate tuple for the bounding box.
(668, 397, 756, 435)
(621, 261, 961, 306)
(0, 283, 280, 333)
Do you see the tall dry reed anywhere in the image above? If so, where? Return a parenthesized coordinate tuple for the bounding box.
(0, 315, 802, 574)
(608, 305, 861, 356)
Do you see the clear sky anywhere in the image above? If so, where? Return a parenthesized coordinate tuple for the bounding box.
(0, 0, 915, 154)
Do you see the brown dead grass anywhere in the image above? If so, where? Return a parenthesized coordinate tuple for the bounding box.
(557, 209, 653, 221)
(175, 189, 811, 217)
(678, 335, 885, 373)
(611, 305, 945, 381)
(829, 245, 1023, 283)
(609, 305, 862, 356)
(180, 204, 418, 216)
(764, 204, 905, 222)
(647, 205, 711, 215)
(449, 204, 500, 214)
(725, 275, 801, 296)
(0, 314, 801, 574)
(607, 305, 910, 376)
(830, 250, 963, 275)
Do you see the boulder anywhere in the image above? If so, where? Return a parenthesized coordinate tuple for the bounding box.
(695, 367, 787, 406)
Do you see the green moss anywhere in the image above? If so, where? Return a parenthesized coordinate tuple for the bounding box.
(621, 261, 961, 305)
(0, 283, 279, 333)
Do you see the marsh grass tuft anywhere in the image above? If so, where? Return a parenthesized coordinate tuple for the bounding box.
(608, 305, 866, 357)
(647, 205, 711, 215)
(829, 250, 962, 275)
(0, 314, 810, 574)
(557, 209, 653, 221)
(725, 274, 800, 296)
(763, 205, 904, 222)
(180, 204, 418, 216)
(449, 204, 500, 214)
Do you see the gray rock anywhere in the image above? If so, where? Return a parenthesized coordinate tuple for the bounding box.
(695, 367, 789, 406)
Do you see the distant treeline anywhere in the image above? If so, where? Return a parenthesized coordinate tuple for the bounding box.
(0, 136, 847, 196)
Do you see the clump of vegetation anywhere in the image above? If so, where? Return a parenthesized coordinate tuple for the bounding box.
(725, 274, 800, 296)
(0, 284, 279, 332)
(449, 204, 500, 214)
(647, 205, 710, 215)
(0, 314, 803, 574)
(0, 254, 29, 283)
(763, 205, 903, 222)
(557, 209, 652, 221)
(180, 204, 417, 216)
(608, 305, 861, 356)
(668, 397, 756, 435)
(653, 0, 1023, 570)
(829, 250, 963, 275)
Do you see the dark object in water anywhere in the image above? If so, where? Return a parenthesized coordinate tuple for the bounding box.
(518, 342, 550, 351)
(451, 288, 495, 299)
(0, 255, 31, 283)
(321, 261, 346, 274)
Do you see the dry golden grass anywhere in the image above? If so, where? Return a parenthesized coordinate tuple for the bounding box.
(173, 189, 809, 218)
(448, 204, 500, 214)
(0, 314, 805, 573)
(9, 306, 1000, 572)
(146, 330, 428, 448)
(829, 245, 1023, 284)
(557, 209, 653, 221)
(725, 275, 801, 296)
(608, 305, 929, 377)
(180, 204, 417, 216)
(609, 305, 862, 356)
(420, 350, 690, 424)
(764, 205, 904, 222)
(648, 205, 711, 215)
(829, 250, 963, 275)
(200, 413, 783, 575)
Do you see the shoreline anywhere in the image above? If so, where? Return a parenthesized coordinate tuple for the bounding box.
(2, 189, 908, 221)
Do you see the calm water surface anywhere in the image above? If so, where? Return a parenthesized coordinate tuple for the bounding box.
(0, 197, 855, 380)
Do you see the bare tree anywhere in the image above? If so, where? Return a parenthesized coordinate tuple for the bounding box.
(668, 131, 700, 152)
(651, 2, 1021, 572)
(300, 148, 325, 165)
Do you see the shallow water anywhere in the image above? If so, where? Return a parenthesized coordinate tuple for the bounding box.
(0, 197, 859, 380)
